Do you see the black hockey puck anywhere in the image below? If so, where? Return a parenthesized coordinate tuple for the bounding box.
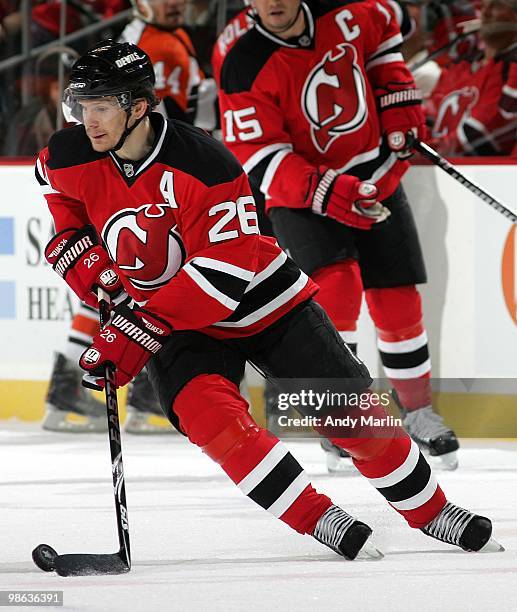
(32, 544, 58, 572)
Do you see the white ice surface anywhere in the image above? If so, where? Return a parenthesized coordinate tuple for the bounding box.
(1, 424, 516, 612)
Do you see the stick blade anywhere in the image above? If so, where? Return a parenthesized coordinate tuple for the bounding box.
(55, 552, 130, 576)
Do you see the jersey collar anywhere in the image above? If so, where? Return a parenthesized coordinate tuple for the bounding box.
(254, 2, 314, 49)
(109, 113, 167, 183)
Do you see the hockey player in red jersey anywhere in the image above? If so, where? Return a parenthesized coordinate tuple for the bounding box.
(36, 40, 501, 557)
(43, 0, 216, 435)
(427, 0, 517, 155)
(212, 4, 255, 87)
(218, 0, 461, 470)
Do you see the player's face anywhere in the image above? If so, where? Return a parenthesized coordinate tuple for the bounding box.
(480, 0, 517, 45)
(149, 0, 186, 29)
(81, 97, 128, 152)
(251, 0, 302, 33)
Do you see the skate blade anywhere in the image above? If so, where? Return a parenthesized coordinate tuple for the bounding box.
(478, 537, 505, 553)
(326, 456, 353, 474)
(42, 407, 107, 433)
(355, 539, 384, 561)
(427, 451, 458, 471)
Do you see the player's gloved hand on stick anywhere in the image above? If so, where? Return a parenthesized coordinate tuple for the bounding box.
(45, 225, 126, 309)
(306, 167, 390, 230)
(378, 89, 426, 159)
(79, 303, 171, 390)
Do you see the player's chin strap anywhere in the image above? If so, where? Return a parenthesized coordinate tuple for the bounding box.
(112, 107, 149, 153)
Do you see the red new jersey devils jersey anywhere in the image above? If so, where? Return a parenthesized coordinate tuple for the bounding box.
(500, 61, 517, 124)
(211, 8, 255, 87)
(218, 0, 419, 210)
(428, 51, 516, 155)
(36, 114, 316, 339)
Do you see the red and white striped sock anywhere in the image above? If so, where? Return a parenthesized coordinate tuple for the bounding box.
(175, 374, 333, 535)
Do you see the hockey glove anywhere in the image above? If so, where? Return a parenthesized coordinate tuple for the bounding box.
(45, 226, 126, 309)
(79, 303, 171, 390)
(378, 89, 426, 159)
(306, 167, 390, 230)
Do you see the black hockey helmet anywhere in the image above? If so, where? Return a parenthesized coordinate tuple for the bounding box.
(63, 39, 157, 123)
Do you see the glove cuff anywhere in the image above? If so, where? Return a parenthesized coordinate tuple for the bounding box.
(378, 89, 422, 111)
(311, 168, 338, 215)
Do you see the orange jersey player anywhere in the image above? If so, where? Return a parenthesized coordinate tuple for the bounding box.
(120, 0, 206, 123)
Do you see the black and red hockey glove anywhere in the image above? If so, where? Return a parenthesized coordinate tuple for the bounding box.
(79, 303, 171, 389)
(378, 89, 426, 158)
(306, 167, 390, 230)
(45, 225, 125, 308)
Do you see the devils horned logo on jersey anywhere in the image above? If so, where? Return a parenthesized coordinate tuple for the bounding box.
(302, 43, 368, 153)
(432, 87, 479, 138)
(102, 204, 185, 292)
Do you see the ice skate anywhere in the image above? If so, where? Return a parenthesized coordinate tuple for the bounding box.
(422, 502, 504, 552)
(392, 390, 459, 470)
(43, 353, 107, 433)
(320, 438, 353, 474)
(125, 370, 175, 434)
(312, 505, 383, 560)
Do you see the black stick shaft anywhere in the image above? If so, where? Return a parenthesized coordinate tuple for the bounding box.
(98, 290, 131, 569)
(408, 27, 478, 72)
(412, 139, 517, 224)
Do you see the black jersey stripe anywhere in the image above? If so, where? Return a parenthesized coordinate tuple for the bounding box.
(189, 262, 252, 303)
(34, 161, 48, 187)
(220, 258, 302, 323)
(341, 139, 393, 182)
(248, 151, 279, 197)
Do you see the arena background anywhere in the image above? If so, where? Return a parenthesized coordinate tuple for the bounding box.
(1, 158, 516, 436)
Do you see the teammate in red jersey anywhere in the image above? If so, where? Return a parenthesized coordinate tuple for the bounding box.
(427, 0, 516, 155)
(212, 5, 254, 87)
(500, 60, 517, 127)
(35, 40, 500, 557)
(218, 0, 460, 470)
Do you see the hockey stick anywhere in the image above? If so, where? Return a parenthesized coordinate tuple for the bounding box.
(408, 20, 481, 72)
(33, 289, 131, 576)
(410, 137, 517, 224)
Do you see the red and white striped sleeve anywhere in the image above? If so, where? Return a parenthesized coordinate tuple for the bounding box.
(218, 80, 317, 211)
(35, 148, 90, 231)
(364, 0, 420, 103)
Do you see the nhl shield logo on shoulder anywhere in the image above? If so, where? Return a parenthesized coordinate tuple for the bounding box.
(123, 163, 134, 177)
